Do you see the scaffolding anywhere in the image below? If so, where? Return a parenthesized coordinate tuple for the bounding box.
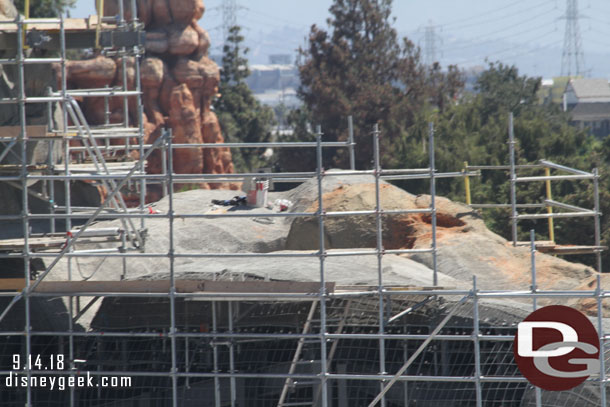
(464, 112, 605, 272)
(0, 7, 608, 407)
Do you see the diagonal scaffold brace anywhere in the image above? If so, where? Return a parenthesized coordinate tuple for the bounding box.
(0, 131, 170, 325)
(367, 294, 471, 407)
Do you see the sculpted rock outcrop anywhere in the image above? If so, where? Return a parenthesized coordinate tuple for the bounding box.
(167, 24, 199, 56)
(168, 84, 206, 187)
(64, 0, 236, 200)
(66, 56, 116, 89)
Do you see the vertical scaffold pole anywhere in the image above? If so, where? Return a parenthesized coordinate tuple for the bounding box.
(167, 129, 179, 407)
(597, 274, 606, 407)
(509, 112, 518, 246)
(348, 115, 355, 170)
(429, 123, 438, 286)
(17, 15, 32, 407)
(373, 124, 387, 407)
(593, 168, 602, 273)
(315, 126, 329, 407)
(211, 285, 221, 407)
(95, 0, 103, 48)
(472, 277, 482, 407)
(530, 229, 542, 406)
(162, 141, 168, 197)
(530, 230, 538, 311)
(544, 167, 554, 242)
(133, 24, 146, 229)
(463, 161, 471, 205)
(228, 299, 236, 407)
(60, 14, 76, 405)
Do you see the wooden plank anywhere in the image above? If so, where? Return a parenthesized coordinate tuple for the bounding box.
(514, 240, 555, 248)
(0, 17, 107, 32)
(25, 280, 335, 294)
(0, 164, 48, 173)
(0, 125, 50, 139)
(53, 162, 142, 173)
(0, 236, 122, 251)
(200, 280, 334, 294)
(335, 285, 448, 291)
(540, 245, 608, 255)
(0, 278, 26, 291)
(0, 236, 67, 250)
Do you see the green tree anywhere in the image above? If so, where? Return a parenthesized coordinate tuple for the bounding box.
(418, 62, 606, 268)
(295, 0, 462, 170)
(215, 26, 275, 172)
(14, 0, 75, 18)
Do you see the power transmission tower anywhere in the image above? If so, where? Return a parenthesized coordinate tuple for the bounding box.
(560, 0, 585, 77)
(222, 0, 238, 46)
(424, 22, 441, 66)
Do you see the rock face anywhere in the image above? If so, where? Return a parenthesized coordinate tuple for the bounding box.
(283, 174, 598, 297)
(64, 0, 236, 201)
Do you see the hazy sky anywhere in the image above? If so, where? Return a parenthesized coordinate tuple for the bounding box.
(71, 0, 610, 77)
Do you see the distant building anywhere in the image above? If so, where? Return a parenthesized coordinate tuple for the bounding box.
(213, 55, 301, 107)
(538, 77, 572, 105)
(268, 54, 292, 65)
(245, 64, 300, 107)
(563, 78, 610, 138)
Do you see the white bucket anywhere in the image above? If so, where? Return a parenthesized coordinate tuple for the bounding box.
(254, 180, 269, 207)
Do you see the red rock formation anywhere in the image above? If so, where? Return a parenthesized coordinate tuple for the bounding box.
(168, 84, 207, 189)
(66, 56, 116, 88)
(167, 24, 199, 56)
(64, 0, 236, 200)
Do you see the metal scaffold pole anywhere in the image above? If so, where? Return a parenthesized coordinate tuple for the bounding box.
(167, 129, 179, 407)
(373, 123, 386, 407)
(0, 10, 608, 404)
(429, 122, 438, 286)
(228, 299, 237, 407)
(597, 274, 606, 407)
(593, 168, 602, 273)
(509, 112, 518, 246)
(530, 229, 542, 406)
(16, 15, 32, 407)
(348, 115, 355, 170)
(472, 277, 482, 407)
(315, 126, 330, 407)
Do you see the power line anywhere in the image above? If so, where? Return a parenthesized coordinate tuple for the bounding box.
(443, 11, 558, 53)
(455, 29, 558, 63)
(443, 0, 556, 32)
(439, 0, 532, 28)
(241, 6, 310, 29)
(456, 36, 562, 66)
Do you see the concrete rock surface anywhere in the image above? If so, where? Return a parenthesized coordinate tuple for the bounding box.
(48, 175, 606, 328)
(285, 174, 596, 294)
(0, 0, 17, 19)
